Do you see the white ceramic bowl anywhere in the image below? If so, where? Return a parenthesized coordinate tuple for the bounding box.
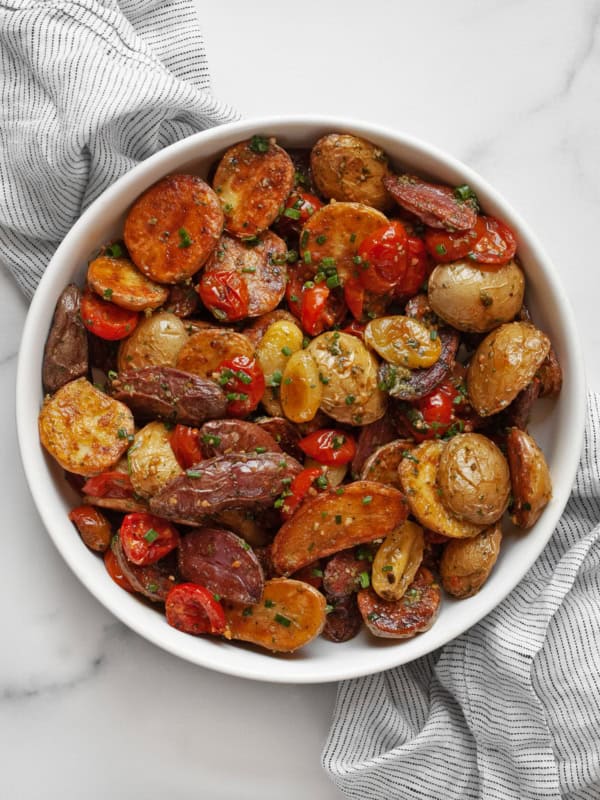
(17, 116, 586, 683)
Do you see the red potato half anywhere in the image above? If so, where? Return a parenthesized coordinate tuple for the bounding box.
(271, 481, 408, 576)
(358, 567, 441, 638)
(124, 174, 224, 284)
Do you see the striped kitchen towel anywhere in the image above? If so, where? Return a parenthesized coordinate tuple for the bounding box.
(323, 394, 600, 800)
(0, 0, 238, 298)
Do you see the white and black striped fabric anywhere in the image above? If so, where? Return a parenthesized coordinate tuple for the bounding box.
(0, 0, 238, 298)
(323, 394, 600, 800)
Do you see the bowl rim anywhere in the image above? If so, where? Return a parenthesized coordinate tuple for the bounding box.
(16, 114, 587, 683)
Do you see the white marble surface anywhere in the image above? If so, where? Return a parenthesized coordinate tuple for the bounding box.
(3, 0, 600, 797)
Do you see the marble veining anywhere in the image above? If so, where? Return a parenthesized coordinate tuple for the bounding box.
(3, 1, 600, 797)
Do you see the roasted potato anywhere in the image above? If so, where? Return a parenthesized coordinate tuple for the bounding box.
(128, 421, 183, 498)
(310, 134, 392, 210)
(399, 441, 486, 539)
(467, 322, 551, 416)
(506, 428, 552, 528)
(280, 349, 322, 423)
(427, 259, 525, 333)
(364, 315, 442, 368)
(440, 524, 502, 598)
(256, 318, 304, 415)
(243, 309, 298, 348)
(437, 433, 510, 525)
(271, 481, 408, 575)
(384, 173, 477, 231)
(39, 377, 133, 476)
(308, 331, 386, 425)
(201, 232, 288, 317)
(42, 284, 88, 394)
(300, 201, 388, 284)
(371, 521, 425, 601)
(212, 137, 294, 237)
(124, 174, 224, 283)
(209, 509, 271, 548)
(86, 256, 169, 311)
(68, 505, 112, 552)
(175, 328, 254, 379)
(223, 578, 326, 653)
(360, 439, 415, 489)
(199, 419, 281, 457)
(117, 311, 188, 372)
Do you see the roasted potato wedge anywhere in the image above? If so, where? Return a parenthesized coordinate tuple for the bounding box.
(467, 322, 551, 416)
(308, 331, 386, 425)
(117, 311, 188, 372)
(300, 201, 388, 284)
(371, 521, 424, 601)
(360, 439, 415, 489)
(537, 347, 563, 398)
(506, 428, 552, 528)
(437, 433, 510, 525)
(271, 481, 408, 576)
(223, 578, 326, 653)
(358, 567, 441, 639)
(310, 134, 392, 210)
(39, 377, 134, 476)
(212, 137, 294, 237)
(399, 441, 486, 539)
(175, 328, 254, 379)
(128, 421, 183, 499)
(124, 174, 224, 283)
(42, 284, 88, 395)
(428, 259, 525, 333)
(279, 349, 322, 423)
(440, 524, 502, 598)
(322, 548, 374, 599)
(87, 256, 169, 311)
(201, 232, 288, 317)
(364, 315, 441, 369)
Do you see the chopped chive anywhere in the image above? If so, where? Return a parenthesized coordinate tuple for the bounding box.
(326, 274, 340, 289)
(319, 372, 329, 385)
(249, 135, 269, 153)
(186, 469, 202, 478)
(382, 565, 393, 572)
(202, 434, 221, 447)
(242, 607, 253, 616)
(274, 613, 291, 627)
(178, 228, 193, 248)
(435, 243, 447, 255)
(281, 345, 292, 356)
(147, 583, 159, 592)
(103, 288, 113, 300)
(105, 243, 123, 258)
(241, 266, 256, 274)
(303, 250, 312, 265)
(362, 495, 373, 505)
(255, 446, 267, 454)
(213, 593, 221, 601)
(264, 599, 275, 608)
(144, 528, 159, 543)
(316, 234, 327, 244)
(345, 395, 356, 405)
(359, 571, 370, 589)
(430, 329, 438, 340)
(283, 207, 302, 220)
(335, 514, 342, 525)
(315, 474, 328, 489)
(311, 568, 324, 578)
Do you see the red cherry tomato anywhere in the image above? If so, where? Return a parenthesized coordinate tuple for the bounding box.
(170, 424, 203, 470)
(216, 355, 265, 417)
(119, 513, 180, 566)
(357, 221, 408, 292)
(342, 319, 366, 341)
(343, 276, 365, 321)
(401, 380, 460, 442)
(396, 236, 430, 298)
(425, 216, 517, 266)
(299, 429, 357, 466)
(81, 291, 139, 341)
(166, 583, 226, 635)
(301, 284, 331, 335)
(104, 546, 134, 592)
(82, 471, 134, 499)
(197, 270, 249, 322)
(280, 191, 324, 234)
(281, 467, 326, 519)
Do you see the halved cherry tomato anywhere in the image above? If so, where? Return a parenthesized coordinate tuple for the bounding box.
(166, 583, 226, 635)
(81, 291, 139, 340)
(170, 424, 203, 470)
(69, 505, 112, 552)
(343, 276, 365, 321)
(301, 284, 330, 335)
(279, 191, 324, 234)
(119, 512, 180, 566)
(197, 270, 249, 322)
(400, 380, 460, 442)
(357, 221, 408, 292)
(281, 466, 326, 519)
(342, 319, 366, 341)
(215, 355, 265, 417)
(425, 215, 517, 266)
(104, 545, 134, 592)
(299, 429, 357, 465)
(82, 471, 134, 499)
(396, 236, 430, 298)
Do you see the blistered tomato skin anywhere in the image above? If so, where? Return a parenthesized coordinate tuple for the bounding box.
(119, 513, 180, 566)
(166, 583, 227, 636)
(299, 429, 357, 466)
(357, 221, 408, 292)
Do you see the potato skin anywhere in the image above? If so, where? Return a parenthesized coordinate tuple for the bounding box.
(371, 521, 425, 602)
(42, 284, 88, 394)
(440, 524, 502, 598)
(310, 134, 392, 210)
(212, 138, 294, 237)
(117, 311, 188, 372)
(175, 328, 254, 379)
(86, 256, 169, 311)
(399, 441, 486, 539)
(428, 259, 525, 333)
(360, 439, 415, 489)
(308, 331, 386, 425)
(124, 174, 224, 283)
(506, 428, 552, 528)
(467, 322, 551, 416)
(437, 433, 510, 525)
(39, 377, 133, 476)
(128, 421, 183, 499)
